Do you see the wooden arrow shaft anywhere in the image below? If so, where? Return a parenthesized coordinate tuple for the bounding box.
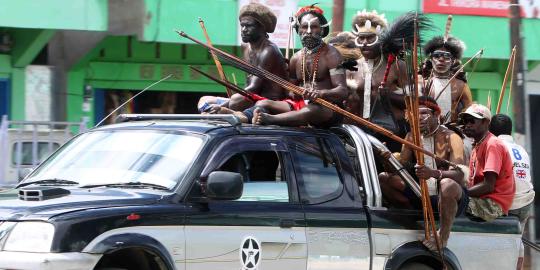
(199, 18, 233, 97)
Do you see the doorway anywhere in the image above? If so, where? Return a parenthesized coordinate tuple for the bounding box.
(530, 95, 540, 240)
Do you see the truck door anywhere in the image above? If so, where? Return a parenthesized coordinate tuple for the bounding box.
(288, 136, 371, 269)
(185, 136, 307, 270)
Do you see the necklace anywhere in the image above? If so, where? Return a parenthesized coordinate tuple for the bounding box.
(473, 132, 489, 148)
(305, 42, 323, 55)
(302, 43, 324, 90)
(434, 74, 451, 79)
(424, 124, 441, 137)
(373, 56, 383, 73)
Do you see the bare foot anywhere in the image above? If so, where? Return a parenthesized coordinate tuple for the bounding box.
(232, 112, 248, 123)
(214, 106, 249, 123)
(252, 108, 272, 125)
(420, 230, 447, 252)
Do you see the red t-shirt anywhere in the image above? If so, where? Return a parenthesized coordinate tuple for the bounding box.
(468, 132, 515, 213)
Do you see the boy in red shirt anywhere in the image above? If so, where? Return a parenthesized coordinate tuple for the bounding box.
(463, 104, 515, 220)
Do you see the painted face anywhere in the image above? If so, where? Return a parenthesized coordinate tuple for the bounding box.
(461, 115, 489, 139)
(240, 16, 264, 43)
(430, 48, 454, 75)
(298, 14, 323, 50)
(418, 106, 438, 134)
(355, 32, 380, 59)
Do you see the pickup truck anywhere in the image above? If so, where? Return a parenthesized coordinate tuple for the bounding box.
(0, 114, 521, 270)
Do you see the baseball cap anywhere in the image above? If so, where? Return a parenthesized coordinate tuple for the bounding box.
(459, 103, 492, 120)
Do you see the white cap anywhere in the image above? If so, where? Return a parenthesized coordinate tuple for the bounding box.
(459, 103, 492, 120)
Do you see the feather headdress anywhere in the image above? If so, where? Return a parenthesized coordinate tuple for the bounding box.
(379, 12, 433, 55)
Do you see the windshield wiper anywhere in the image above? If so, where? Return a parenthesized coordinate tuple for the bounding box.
(16, 178, 79, 188)
(81, 182, 170, 190)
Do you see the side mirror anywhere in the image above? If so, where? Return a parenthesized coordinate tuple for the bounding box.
(206, 171, 243, 200)
(18, 168, 34, 181)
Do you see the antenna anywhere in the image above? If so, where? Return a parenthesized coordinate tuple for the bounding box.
(94, 74, 172, 127)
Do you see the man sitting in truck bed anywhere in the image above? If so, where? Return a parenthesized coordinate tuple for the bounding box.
(379, 97, 466, 210)
(421, 104, 515, 251)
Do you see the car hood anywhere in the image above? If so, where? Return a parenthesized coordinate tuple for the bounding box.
(0, 187, 169, 220)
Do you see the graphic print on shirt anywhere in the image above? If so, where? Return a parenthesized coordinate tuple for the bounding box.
(516, 169, 527, 179)
(512, 148, 522, 160)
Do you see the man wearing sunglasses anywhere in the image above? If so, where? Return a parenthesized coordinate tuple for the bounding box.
(422, 36, 472, 124)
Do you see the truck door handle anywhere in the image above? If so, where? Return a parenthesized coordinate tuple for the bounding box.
(279, 219, 295, 228)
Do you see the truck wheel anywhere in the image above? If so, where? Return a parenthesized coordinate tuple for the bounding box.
(400, 262, 455, 270)
(399, 262, 434, 270)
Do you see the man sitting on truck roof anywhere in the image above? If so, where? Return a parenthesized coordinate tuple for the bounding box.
(251, 4, 348, 128)
(197, 2, 288, 113)
(379, 97, 466, 210)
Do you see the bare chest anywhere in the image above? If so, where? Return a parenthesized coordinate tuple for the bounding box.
(294, 53, 330, 87)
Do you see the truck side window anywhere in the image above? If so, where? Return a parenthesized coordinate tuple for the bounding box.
(290, 137, 343, 203)
(217, 150, 288, 202)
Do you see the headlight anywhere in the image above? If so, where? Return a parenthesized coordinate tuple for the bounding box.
(3, 222, 55, 252)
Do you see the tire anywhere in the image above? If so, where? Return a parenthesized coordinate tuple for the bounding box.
(399, 262, 435, 270)
(399, 261, 455, 270)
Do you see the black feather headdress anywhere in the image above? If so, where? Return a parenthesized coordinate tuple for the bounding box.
(379, 12, 433, 56)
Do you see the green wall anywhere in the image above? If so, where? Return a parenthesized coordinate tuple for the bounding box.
(141, 0, 540, 60)
(0, 55, 11, 79)
(67, 69, 86, 124)
(10, 68, 25, 121)
(1, 0, 537, 123)
(86, 36, 247, 92)
(0, 0, 107, 31)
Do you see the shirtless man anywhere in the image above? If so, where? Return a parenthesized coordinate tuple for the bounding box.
(422, 35, 472, 124)
(252, 5, 347, 128)
(348, 10, 408, 152)
(197, 2, 287, 112)
(379, 97, 466, 209)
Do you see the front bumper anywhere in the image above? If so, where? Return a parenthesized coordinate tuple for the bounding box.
(0, 251, 102, 270)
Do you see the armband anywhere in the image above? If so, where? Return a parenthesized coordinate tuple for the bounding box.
(329, 67, 345, 76)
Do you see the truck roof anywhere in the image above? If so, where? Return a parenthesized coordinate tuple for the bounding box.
(93, 114, 340, 137)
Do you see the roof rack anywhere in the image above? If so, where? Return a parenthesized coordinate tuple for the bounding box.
(115, 114, 242, 127)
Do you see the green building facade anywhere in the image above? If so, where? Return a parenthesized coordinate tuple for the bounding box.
(1, 0, 539, 125)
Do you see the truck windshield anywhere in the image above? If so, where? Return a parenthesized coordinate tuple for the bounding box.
(22, 130, 204, 190)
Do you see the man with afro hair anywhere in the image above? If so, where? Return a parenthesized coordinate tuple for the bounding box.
(197, 2, 288, 113)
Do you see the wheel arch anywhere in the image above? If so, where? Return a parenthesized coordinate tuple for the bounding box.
(384, 241, 462, 270)
(85, 233, 176, 270)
